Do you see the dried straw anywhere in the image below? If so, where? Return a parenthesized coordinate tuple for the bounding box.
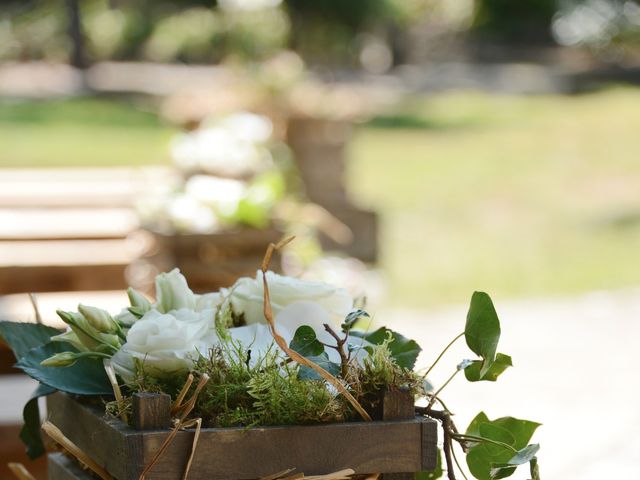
(260, 237, 372, 422)
(104, 359, 128, 423)
(42, 421, 112, 480)
(7, 463, 36, 480)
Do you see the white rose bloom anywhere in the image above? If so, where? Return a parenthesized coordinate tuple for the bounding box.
(195, 292, 224, 312)
(111, 308, 217, 382)
(155, 269, 197, 313)
(227, 300, 370, 366)
(227, 270, 353, 326)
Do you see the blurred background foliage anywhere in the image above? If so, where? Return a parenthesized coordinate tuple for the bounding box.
(2, 0, 640, 67)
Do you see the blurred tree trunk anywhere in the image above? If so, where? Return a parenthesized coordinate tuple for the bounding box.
(67, 0, 87, 69)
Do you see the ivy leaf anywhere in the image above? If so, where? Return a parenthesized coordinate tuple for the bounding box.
(298, 353, 341, 381)
(490, 444, 540, 479)
(350, 327, 422, 369)
(465, 292, 501, 377)
(416, 449, 443, 479)
(464, 353, 513, 382)
(20, 383, 56, 459)
(0, 321, 61, 360)
(290, 326, 325, 357)
(341, 309, 369, 332)
(465, 414, 541, 480)
(15, 342, 113, 395)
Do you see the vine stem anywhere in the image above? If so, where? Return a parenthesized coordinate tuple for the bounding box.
(427, 368, 461, 409)
(452, 434, 518, 454)
(422, 332, 464, 380)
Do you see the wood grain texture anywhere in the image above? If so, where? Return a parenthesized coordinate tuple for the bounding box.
(48, 453, 95, 480)
(140, 419, 425, 480)
(46, 393, 143, 480)
(48, 393, 438, 480)
(380, 391, 418, 480)
(133, 393, 171, 431)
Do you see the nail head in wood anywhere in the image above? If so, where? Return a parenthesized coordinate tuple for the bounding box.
(132, 392, 171, 430)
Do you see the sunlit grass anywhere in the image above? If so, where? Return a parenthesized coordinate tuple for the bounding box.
(349, 88, 640, 306)
(1, 89, 639, 306)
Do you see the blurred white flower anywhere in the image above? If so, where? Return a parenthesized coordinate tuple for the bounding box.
(166, 193, 219, 233)
(184, 175, 246, 216)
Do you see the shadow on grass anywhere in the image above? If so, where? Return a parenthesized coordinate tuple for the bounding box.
(364, 113, 481, 131)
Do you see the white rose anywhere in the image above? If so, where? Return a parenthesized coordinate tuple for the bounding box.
(195, 292, 223, 312)
(228, 300, 369, 366)
(155, 268, 196, 313)
(226, 270, 354, 326)
(111, 308, 216, 382)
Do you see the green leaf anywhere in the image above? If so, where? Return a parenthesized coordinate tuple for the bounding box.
(298, 353, 341, 380)
(20, 383, 56, 459)
(465, 414, 541, 480)
(530, 456, 541, 480)
(290, 326, 325, 357)
(350, 327, 422, 369)
(492, 417, 541, 450)
(465, 292, 501, 377)
(15, 342, 113, 395)
(490, 444, 540, 479)
(464, 353, 513, 382)
(0, 321, 61, 360)
(341, 309, 369, 332)
(416, 449, 443, 479)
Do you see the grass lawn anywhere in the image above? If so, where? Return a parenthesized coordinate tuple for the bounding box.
(2, 89, 639, 307)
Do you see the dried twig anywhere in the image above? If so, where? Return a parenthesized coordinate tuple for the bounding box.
(323, 323, 349, 378)
(42, 421, 113, 480)
(181, 417, 203, 480)
(171, 373, 194, 416)
(260, 237, 372, 422)
(103, 360, 128, 423)
(8, 463, 36, 480)
(28, 293, 42, 324)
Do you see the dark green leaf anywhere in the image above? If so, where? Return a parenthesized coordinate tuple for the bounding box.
(20, 383, 56, 459)
(15, 342, 113, 395)
(350, 327, 422, 369)
(465, 292, 501, 376)
(416, 448, 443, 479)
(298, 353, 341, 380)
(465, 414, 541, 480)
(290, 326, 325, 357)
(341, 309, 369, 332)
(0, 321, 61, 360)
(465, 353, 513, 382)
(490, 444, 540, 479)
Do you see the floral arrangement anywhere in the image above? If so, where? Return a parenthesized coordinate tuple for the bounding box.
(138, 111, 288, 234)
(0, 242, 541, 480)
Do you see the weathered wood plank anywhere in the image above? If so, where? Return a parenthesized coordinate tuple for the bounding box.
(48, 452, 95, 480)
(140, 419, 427, 480)
(46, 393, 143, 480)
(48, 393, 438, 480)
(133, 393, 171, 430)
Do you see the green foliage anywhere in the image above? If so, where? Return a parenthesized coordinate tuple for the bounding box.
(464, 353, 512, 382)
(464, 413, 541, 480)
(350, 326, 421, 369)
(341, 309, 369, 332)
(465, 292, 501, 377)
(15, 342, 113, 396)
(290, 326, 325, 357)
(191, 341, 347, 428)
(21, 383, 56, 459)
(0, 321, 61, 360)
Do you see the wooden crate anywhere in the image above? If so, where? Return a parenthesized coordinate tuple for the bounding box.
(129, 228, 283, 294)
(46, 392, 437, 480)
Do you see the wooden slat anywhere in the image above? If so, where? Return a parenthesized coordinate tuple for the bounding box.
(46, 393, 142, 480)
(48, 452, 94, 480)
(48, 393, 438, 480)
(141, 419, 427, 480)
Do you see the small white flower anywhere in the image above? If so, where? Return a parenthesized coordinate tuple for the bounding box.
(155, 268, 197, 313)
